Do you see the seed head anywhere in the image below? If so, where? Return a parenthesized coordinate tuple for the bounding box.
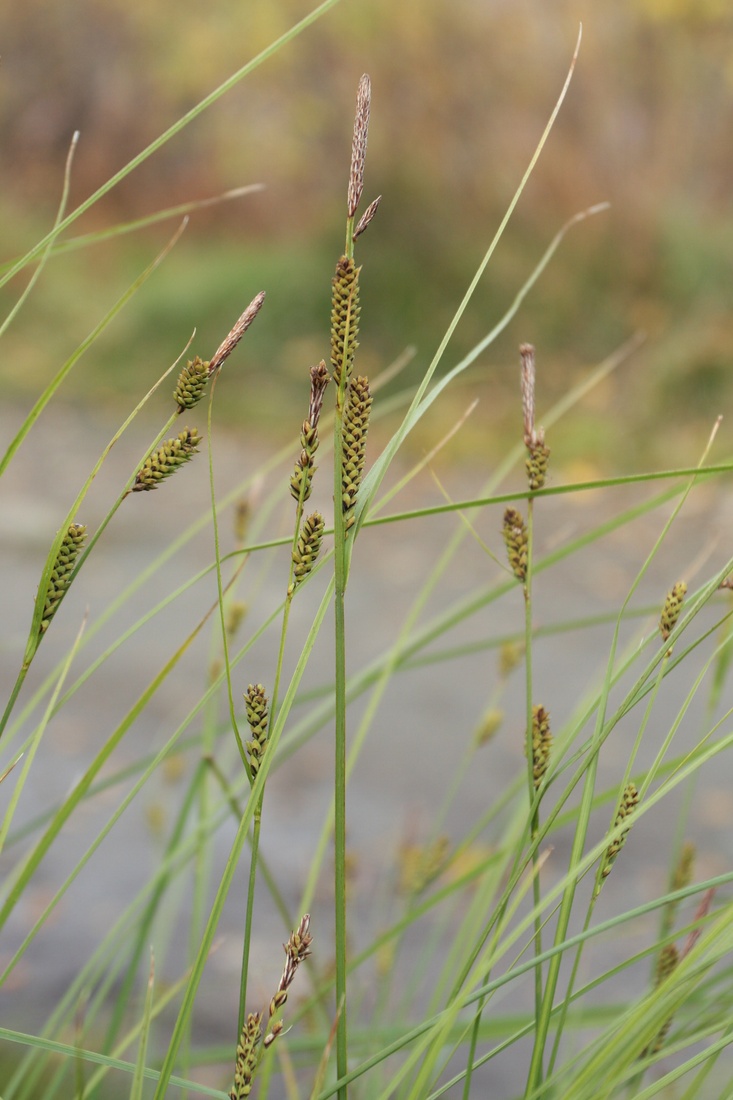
(39, 523, 87, 634)
(132, 428, 201, 492)
(502, 508, 528, 582)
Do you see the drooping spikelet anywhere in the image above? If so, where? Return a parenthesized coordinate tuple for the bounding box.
(502, 508, 528, 582)
(520, 343, 551, 491)
(331, 256, 360, 390)
(244, 683, 269, 778)
(228, 915, 312, 1096)
(290, 361, 330, 503)
(341, 375, 372, 533)
(229, 1012, 263, 1100)
(600, 782, 639, 881)
(132, 428, 201, 492)
(660, 581, 687, 641)
(173, 355, 210, 412)
(39, 523, 87, 634)
(263, 914, 313, 1048)
(289, 512, 325, 594)
(530, 705, 552, 789)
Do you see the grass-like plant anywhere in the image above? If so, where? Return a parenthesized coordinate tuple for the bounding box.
(2, 8, 733, 1100)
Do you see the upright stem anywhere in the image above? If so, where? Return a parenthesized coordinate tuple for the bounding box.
(524, 500, 543, 1032)
(333, 215, 355, 1100)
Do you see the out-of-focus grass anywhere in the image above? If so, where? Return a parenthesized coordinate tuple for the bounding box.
(1, 0, 732, 468)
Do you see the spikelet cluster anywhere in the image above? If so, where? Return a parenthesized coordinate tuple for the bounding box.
(173, 356, 210, 411)
(244, 683, 269, 778)
(601, 782, 639, 880)
(289, 513, 325, 594)
(341, 375, 372, 533)
(331, 256, 360, 389)
(228, 915, 312, 1098)
(133, 428, 200, 492)
(290, 361, 330, 503)
(502, 508, 528, 582)
(530, 705, 552, 788)
(39, 523, 87, 634)
(660, 581, 687, 641)
(229, 1012, 263, 1100)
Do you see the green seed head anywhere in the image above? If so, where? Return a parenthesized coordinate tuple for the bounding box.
(133, 428, 201, 492)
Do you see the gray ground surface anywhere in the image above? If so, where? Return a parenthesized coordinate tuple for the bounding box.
(2, 401, 732, 1094)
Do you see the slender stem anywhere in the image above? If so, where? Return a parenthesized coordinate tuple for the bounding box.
(333, 223, 355, 1099)
(524, 499, 544, 1032)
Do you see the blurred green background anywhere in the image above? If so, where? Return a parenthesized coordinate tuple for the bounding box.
(1, 0, 732, 472)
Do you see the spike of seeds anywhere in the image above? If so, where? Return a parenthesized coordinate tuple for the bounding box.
(290, 361, 331, 503)
(244, 683, 269, 778)
(341, 375, 372, 533)
(530, 705, 552, 788)
(39, 523, 87, 634)
(229, 1012, 263, 1100)
(174, 355, 210, 411)
(660, 581, 687, 640)
(330, 256, 360, 389)
(132, 428, 201, 492)
(600, 782, 639, 880)
(289, 512, 325, 594)
(502, 507, 528, 582)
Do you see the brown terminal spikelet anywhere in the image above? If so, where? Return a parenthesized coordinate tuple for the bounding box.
(660, 581, 687, 641)
(331, 255, 360, 390)
(530, 705, 552, 788)
(39, 522, 87, 634)
(600, 782, 639, 881)
(244, 683, 269, 778)
(354, 195, 382, 241)
(263, 914, 313, 1048)
(348, 74, 371, 218)
(520, 344, 550, 491)
(174, 355, 210, 412)
(132, 428, 201, 492)
(229, 1011, 263, 1100)
(208, 291, 266, 376)
(502, 508, 528, 582)
(290, 361, 330, 503)
(341, 375, 372, 533)
(289, 512, 325, 594)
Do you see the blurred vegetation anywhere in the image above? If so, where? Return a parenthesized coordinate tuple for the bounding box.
(1, 0, 732, 469)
